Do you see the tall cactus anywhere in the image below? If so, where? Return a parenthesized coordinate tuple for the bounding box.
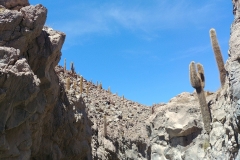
(152, 105, 154, 114)
(66, 77, 70, 91)
(73, 81, 76, 90)
(86, 83, 90, 96)
(104, 115, 107, 137)
(209, 28, 226, 87)
(98, 82, 102, 91)
(64, 58, 66, 73)
(70, 62, 75, 74)
(108, 86, 111, 94)
(189, 61, 211, 134)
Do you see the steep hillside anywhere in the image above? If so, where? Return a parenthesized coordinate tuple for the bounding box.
(56, 66, 151, 159)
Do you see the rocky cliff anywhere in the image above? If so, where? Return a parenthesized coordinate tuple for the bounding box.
(0, 1, 92, 159)
(0, 0, 240, 160)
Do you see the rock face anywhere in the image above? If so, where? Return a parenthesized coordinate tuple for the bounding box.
(0, 0, 240, 159)
(0, 1, 92, 159)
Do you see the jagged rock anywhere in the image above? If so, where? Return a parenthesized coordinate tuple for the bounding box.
(0, 4, 47, 54)
(0, 2, 92, 159)
(210, 122, 225, 151)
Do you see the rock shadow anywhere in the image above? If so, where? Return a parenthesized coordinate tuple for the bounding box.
(169, 129, 202, 148)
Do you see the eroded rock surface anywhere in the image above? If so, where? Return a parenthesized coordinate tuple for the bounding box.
(0, 1, 92, 159)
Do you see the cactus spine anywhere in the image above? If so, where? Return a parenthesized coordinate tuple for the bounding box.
(209, 28, 226, 87)
(80, 76, 83, 95)
(189, 61, 211, 134)
(66, 77, 70, 91)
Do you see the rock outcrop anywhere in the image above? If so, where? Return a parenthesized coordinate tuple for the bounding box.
(0, 0, 29, 10)
(0, 1, 92, 159)
(0, 0, 240, 159)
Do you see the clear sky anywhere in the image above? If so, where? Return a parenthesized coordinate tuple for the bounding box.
(30, 0, 233, 106)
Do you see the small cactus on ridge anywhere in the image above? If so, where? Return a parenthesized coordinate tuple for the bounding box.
(64, 58, 66, 73)
(104, 115, 107, 137)
(98, 82, 102, 91)
(86, 83, 90, 96)
(80, 76, 83, 95)
(66, 77, 70, 91)
(70, 62, 75, 74)
(108, 86, 111, 94)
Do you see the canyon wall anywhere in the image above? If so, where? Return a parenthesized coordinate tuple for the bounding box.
(0, 1, 92, 159)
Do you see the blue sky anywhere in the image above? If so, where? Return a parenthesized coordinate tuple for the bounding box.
(30, 0, 233, 106)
